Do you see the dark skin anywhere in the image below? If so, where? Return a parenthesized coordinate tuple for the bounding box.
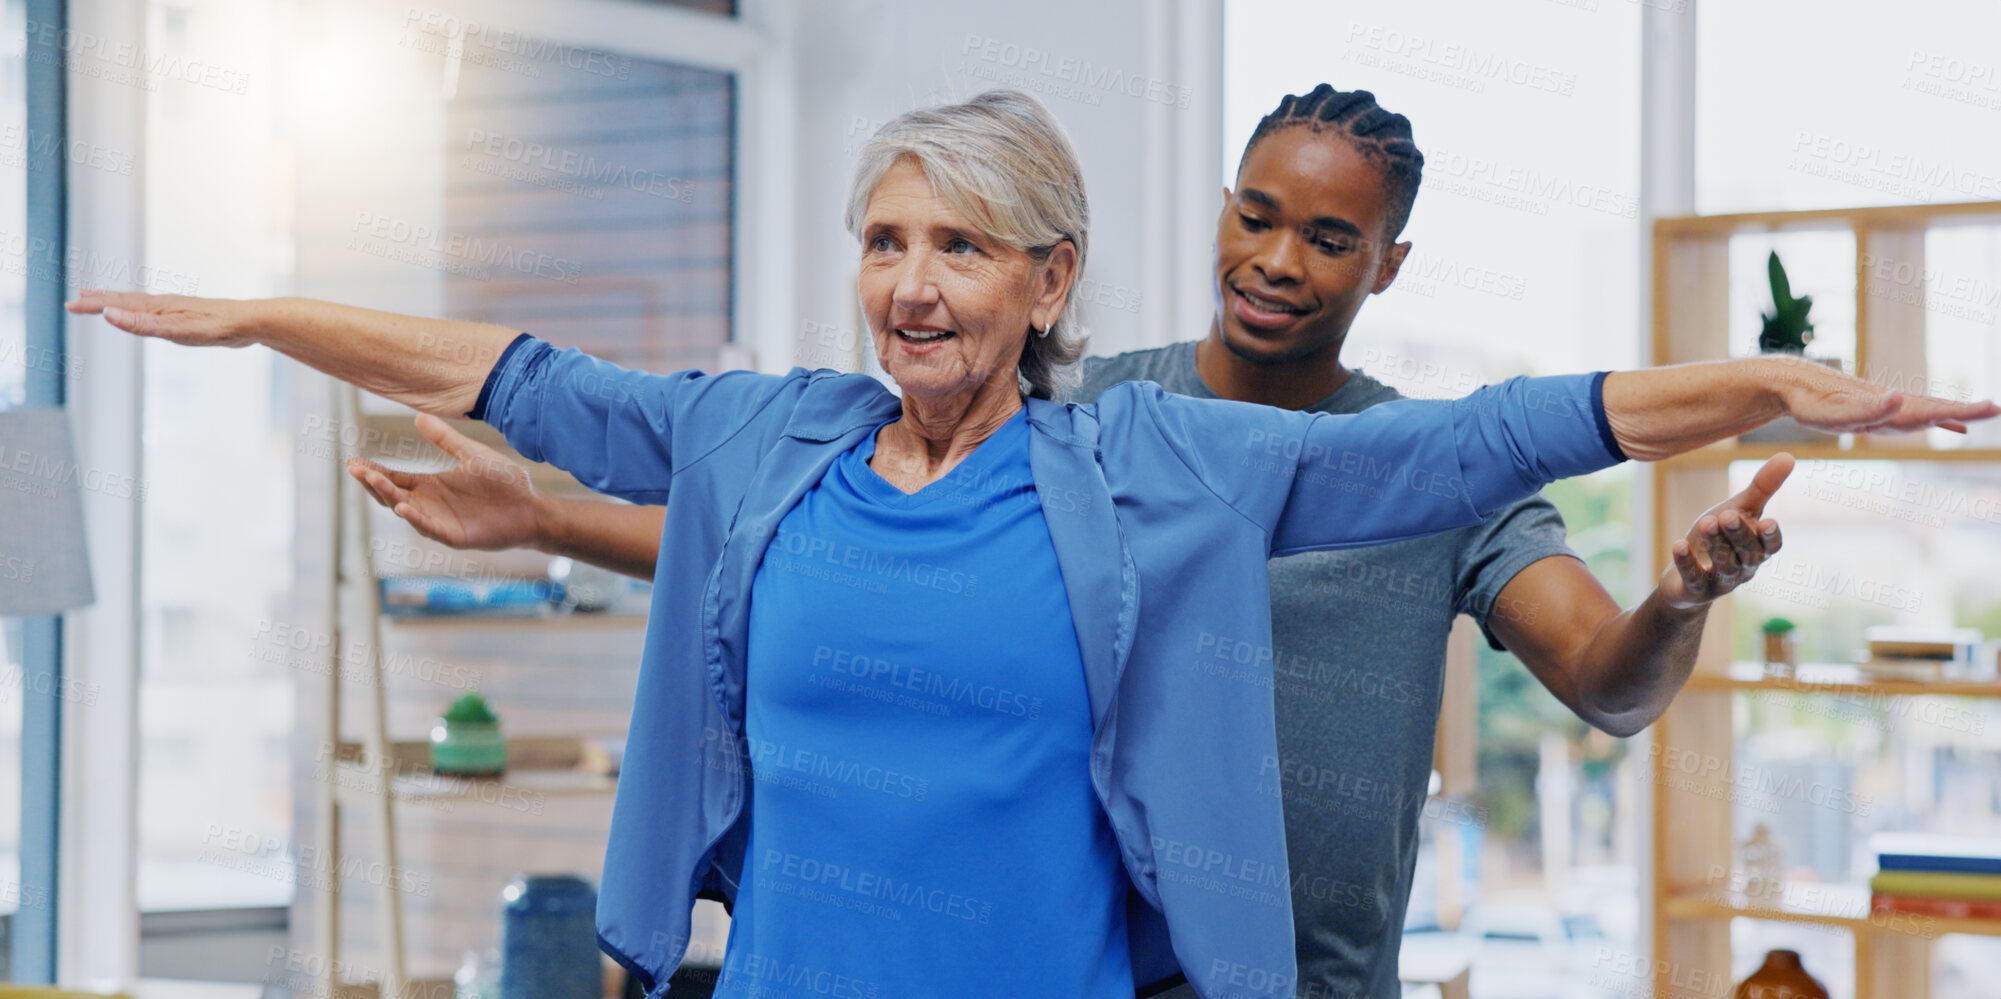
(1198, 124, 1788, 735)
(341, 123, 1799, 738)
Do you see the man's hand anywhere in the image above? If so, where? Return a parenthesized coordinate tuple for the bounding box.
(1660, 452, 1792, 610)
(346, 413, 546, 551)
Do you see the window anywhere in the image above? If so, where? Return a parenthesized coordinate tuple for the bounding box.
(0, 0, 47, 980)
(1696, 0, 2001, 215)
(135, 0, 741, 985)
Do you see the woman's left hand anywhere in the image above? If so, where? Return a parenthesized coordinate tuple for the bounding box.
(66, 288, 261, 348)
(1774, 355, 2001, 434)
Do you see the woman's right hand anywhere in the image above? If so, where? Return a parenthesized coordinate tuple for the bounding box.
(347, 413, 547, 552)
(65, 287, 262, 347)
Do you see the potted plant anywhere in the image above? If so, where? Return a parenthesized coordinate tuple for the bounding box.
(431, 691, 507, 777)
(1761, 617, 1798, 675)
(1741, 252, 1843, 442)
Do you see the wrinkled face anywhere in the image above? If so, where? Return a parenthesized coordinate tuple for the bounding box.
(857, 157, 1067, 404)
(1212, 126, 1407, 366)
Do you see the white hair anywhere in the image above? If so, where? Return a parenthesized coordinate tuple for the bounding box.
(844, 89, 1090, 399)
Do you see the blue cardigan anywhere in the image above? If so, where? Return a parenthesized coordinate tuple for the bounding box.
(472, 335, 1627, 998)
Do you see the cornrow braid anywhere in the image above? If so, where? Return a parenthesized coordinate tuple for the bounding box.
(1239, 84, 1424, 240)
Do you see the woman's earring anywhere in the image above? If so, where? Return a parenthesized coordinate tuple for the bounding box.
(1036, 322, 1051, 339)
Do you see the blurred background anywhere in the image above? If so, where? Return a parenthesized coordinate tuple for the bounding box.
(1, 0, 1999, 997)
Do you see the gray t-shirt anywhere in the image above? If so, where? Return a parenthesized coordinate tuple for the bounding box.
(1071, 341, 1576, 999)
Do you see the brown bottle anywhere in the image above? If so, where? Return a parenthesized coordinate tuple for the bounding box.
(1733, 950, 1830, 999)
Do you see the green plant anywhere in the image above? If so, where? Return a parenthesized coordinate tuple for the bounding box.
(1761, 616, 1796, 635)
(443, 691, 498, 724)
(1758, 251, 1815, 354)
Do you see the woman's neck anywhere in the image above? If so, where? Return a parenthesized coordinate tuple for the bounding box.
(871, 379, 1023, 494)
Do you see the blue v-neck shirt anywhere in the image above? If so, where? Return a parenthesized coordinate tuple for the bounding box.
(718, 406, 1132, 997)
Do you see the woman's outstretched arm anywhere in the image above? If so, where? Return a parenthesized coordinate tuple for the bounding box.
(65, 289, 519, 418)
(1603, 354, 1998, 460)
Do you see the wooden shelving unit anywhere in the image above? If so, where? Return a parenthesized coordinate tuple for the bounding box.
(1647, 200, 2001, 999)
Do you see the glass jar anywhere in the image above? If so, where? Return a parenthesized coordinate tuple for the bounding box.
(501, 875, 600, 999)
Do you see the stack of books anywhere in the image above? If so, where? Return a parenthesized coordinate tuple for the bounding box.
(1870, 833, 2001, 919)
(1857, 626, 1989, 682)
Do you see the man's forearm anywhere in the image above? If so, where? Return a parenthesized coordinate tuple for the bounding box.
(244, 297, 522, 418)
(1568, 572, 1712, 736)
(532, 497, 665, 581)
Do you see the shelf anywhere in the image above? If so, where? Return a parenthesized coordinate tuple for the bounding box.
(1664, 885, 2001, 938)
(387, 768, 616, 800)
(1659, 442, 2001, 466)
(1655, 200, 2001, 236)
(383, 611, 648, 629)
(1686, 662, 2001, 699)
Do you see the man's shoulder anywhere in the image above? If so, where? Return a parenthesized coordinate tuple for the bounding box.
(1073, 342, 1196, 402)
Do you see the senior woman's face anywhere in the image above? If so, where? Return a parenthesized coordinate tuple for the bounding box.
(858, 158, 1063, 404)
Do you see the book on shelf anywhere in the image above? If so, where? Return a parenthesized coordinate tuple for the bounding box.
(1860, 625, 1993, 681)
(1854, 658, 1948, 682)
(1871, 893, 2001, 921)
(1871, 833, 2001, 875)
(1868, 869, 2001, 902)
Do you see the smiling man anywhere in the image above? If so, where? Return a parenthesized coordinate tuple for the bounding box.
(341, 84, 1791, 998)
(1068, 84, 1788, 999)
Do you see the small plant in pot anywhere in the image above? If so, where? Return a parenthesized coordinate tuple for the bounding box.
(1761, 617, 1798, 676)
(1741, 251, 1843, 442)
(431, 691, 507, 777)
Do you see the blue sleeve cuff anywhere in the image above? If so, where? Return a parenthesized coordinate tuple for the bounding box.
(1589, 370, 1630, 464)
(466, 331, 534, 421)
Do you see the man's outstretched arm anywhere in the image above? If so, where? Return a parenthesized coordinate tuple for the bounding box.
(348, 413, 665, 581)
(1484, 454, 1793, 738)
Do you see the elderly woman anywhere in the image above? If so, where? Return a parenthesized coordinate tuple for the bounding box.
(72, 90, 1992, 999)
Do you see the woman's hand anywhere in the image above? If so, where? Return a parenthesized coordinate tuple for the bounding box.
(347, 414, 548, 551)
(1770, 355, 2000, 435)
(1660, 453, 1791, 610)
(1604, 357, 2000, 461)
(65, 288, 262, 347)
